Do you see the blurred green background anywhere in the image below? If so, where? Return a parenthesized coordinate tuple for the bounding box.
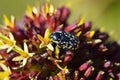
(0, 0, 120, 43)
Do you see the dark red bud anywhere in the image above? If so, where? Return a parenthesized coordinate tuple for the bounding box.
(95, 71, 104, 80)
(104, 61, 111, 68)
(79, 62, 89, 71)
(84, 66, 94, 78)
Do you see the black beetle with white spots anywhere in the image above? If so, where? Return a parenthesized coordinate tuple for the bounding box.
(50, 31, 80, 50)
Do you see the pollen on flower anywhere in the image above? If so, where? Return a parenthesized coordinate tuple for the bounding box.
(0, 2, 120, 80)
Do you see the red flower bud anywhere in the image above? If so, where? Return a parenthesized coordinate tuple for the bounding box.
(79, 60, 92, 71)
(95, 71, 104, 80)
(84, 66, 94, 78)
(104, 61, 111, 68)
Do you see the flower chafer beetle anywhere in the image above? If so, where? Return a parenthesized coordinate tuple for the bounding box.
(50, 31, 80, 50)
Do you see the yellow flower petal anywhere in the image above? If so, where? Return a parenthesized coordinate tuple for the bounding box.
(89, 31, 95, 39)
(86, 31, 95, 41)
(3, 15, 14, 28)
(44, 28, 51, 42)
(45, 3, 49, 14)
(0, 32, 16, 53)
(0, 44, 9, 50)
(0, 62, 11, 76)
(93, 39, 102, 44)
(38, 29, 52, 49)
(32, 7, 39, 17)
(0, 72, 10, 80)
(9, 32, 15, 41)
(59, 24, 64, 29)
(49, 4, 55, 15)
(77, 18, 84, 27)
(7, 46, 14, 53)
(12, 58, 28, 70)
(47, 43, 54, 51)
(76, 31, 82, 37)
(55, 46, 60, 59)
(0, 33, 11, 44)
(26, 5, 34, 19)
(12, 56, 24, 61)
(28, 52, 35, 57)
(37, 34, 46, 43)
(11, 15, 15, 26)
(0, 63, 8, 71)
(57, 69, 66, 80)
(22, 58, 28, 66)
(0, 40, 4, 45)
(39, 42, 45, 48)
(23, 42, 28, 53)
(56, 66, 69, 80)
(63, 66, 69, 73)
(13, 45, 29, 57)
(109, 78, 113, 80)
(0, 55, 2, 59)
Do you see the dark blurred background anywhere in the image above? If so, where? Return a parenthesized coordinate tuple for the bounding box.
(0, 0, 120, 43)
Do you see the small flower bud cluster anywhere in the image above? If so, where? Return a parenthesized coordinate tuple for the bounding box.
(0, 2, 120, 80)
